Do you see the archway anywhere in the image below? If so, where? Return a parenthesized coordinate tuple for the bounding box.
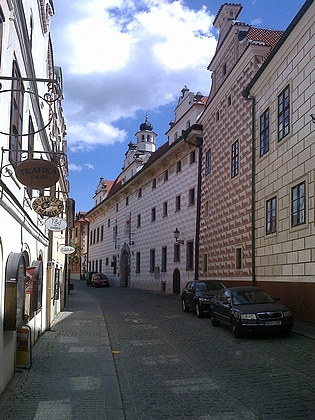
(173, 268, 181, 294)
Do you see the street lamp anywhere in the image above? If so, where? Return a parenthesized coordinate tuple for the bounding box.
(174, 228, 184, 244)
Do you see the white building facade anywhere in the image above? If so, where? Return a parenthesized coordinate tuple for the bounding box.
(87, 90, 205, 293)
(0, 0, 68, 393)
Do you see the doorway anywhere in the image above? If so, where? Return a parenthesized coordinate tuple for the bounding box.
(173, 268, 181, 294)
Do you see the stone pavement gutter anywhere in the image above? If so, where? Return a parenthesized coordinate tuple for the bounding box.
(0, 276, 125, 420)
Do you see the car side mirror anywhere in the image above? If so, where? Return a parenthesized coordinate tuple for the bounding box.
(274, 297, 280, 302)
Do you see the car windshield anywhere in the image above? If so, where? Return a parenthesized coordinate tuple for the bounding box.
(232, 289, 275, 305)
(196, 281, 225, 292)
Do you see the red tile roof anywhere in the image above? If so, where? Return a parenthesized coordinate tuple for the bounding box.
(246, 28, 284, 49)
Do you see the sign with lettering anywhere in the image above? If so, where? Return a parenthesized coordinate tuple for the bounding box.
(15, 159, 59, 189)
(59, 245, 75, 255)
(32, 197, 63, 217)
(45, 217, 67, 231)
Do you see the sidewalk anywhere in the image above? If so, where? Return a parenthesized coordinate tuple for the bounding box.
(0, 278, 124, 420)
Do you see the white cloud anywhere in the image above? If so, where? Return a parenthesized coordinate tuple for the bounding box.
(68, 121, 127, 152)
(85, 163, 95, 170)
(52, 0, 217, 153)
(68, 163, 83, 172)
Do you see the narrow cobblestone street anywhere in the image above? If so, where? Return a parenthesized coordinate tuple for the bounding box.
(0, 278, 314, 419)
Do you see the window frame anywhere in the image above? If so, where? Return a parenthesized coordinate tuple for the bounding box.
(205, 148, 211, 175)
(260, 108, 269, 156)
(231, 140, 239, 178)
(278, 85, 290, 141)
(291, 181, 306, 227)
(266, 196, 277, 235)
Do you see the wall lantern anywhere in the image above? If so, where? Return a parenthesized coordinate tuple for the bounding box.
(174, 228, 184, 244)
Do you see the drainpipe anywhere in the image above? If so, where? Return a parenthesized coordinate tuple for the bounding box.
(242, 91, 256, 286)
(183, 132, 203, 281)
(194, 137, 203, 280)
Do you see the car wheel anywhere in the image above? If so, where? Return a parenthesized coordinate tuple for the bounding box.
(210, 310, 219, 326)
(195, 302, 203, 318)
(182, 299, 190, 312)
(231, 317, 242, 338)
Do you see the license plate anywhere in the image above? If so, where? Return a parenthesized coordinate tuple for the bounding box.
(265, 321, 281, 326)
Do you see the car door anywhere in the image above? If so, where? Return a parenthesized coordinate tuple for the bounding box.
(215, 289, 232, 325)
(185, 281, 195, 309)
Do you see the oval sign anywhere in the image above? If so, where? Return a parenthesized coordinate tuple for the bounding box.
(59, 245, 75, 255)
(15, 159, 59, 189)
(32, 197, 63, 217)
(45, 217, 67, 232)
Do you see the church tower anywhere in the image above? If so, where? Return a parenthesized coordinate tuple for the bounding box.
(135, 114, 157, 153)
(121, 115, 157, 184)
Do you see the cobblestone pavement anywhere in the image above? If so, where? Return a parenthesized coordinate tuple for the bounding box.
(0, 279, 314, 420)
(84, 281, 315, 420)
(0, 280, 124, 420)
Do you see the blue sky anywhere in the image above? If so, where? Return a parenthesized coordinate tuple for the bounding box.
(50, 0, 306, 212)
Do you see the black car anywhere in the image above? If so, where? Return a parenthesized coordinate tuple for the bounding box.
(181, 280, 226, 317)
(210, 286, 294, 338)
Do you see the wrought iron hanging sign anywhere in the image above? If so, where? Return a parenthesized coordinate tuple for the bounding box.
(32, 197, 63, 217)
(15, 158, 59, 189)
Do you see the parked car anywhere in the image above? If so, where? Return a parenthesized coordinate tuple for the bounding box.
(181, 280, 226, 317)
(90, 273, 109, 287)
(86, 271, 97, 286)
(210, 286, 294, 338)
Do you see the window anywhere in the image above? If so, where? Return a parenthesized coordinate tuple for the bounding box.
(108, 219, 111, 228)
(10, 61, 24, 166)
(150, 249, 155, 272)
(163, 201, 168, 217)
(176, 160, 181, 173)
(186, 241, 194, 270)
(137, 214, 141, 227)
(0, 7, 5, 67)
(203, 253, 208, 273)
(164, 170, 168, 181)
(151, 207, 156, 222)
(96, 227, 100, 242)
(223, 63, 227, 75)
(260, 108, 269, 156)
(186, 120, 190, 129)
(126, 196, 129, 206)
(188, 188, 195, 205)
(292, 181, 305, 227)
(161, 246, 167, 272)
(190, 150, 196, 164)
(205, 149, 211, 175)
(28, 116, 34, 159)
(231, 140, 239, 178)
(136, 252, 141, 273)
(100, 225, 104, 241)
(93, 229, 96, 244)
(174, 243, 180, 262)
(266, 197, 277, 235)
(216, 110, 220, 121)
(99, 259, 102, 273)
(152, 178, 156, 189)
(116, 203, 119, 212)
(278, 85, 290, 141)
(175, 195, 181, 211)
(236, 248, 242, 270)
(227, 95, 232, 107)
(138, 187, 142, 198)
(90, 231, 93, 245)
